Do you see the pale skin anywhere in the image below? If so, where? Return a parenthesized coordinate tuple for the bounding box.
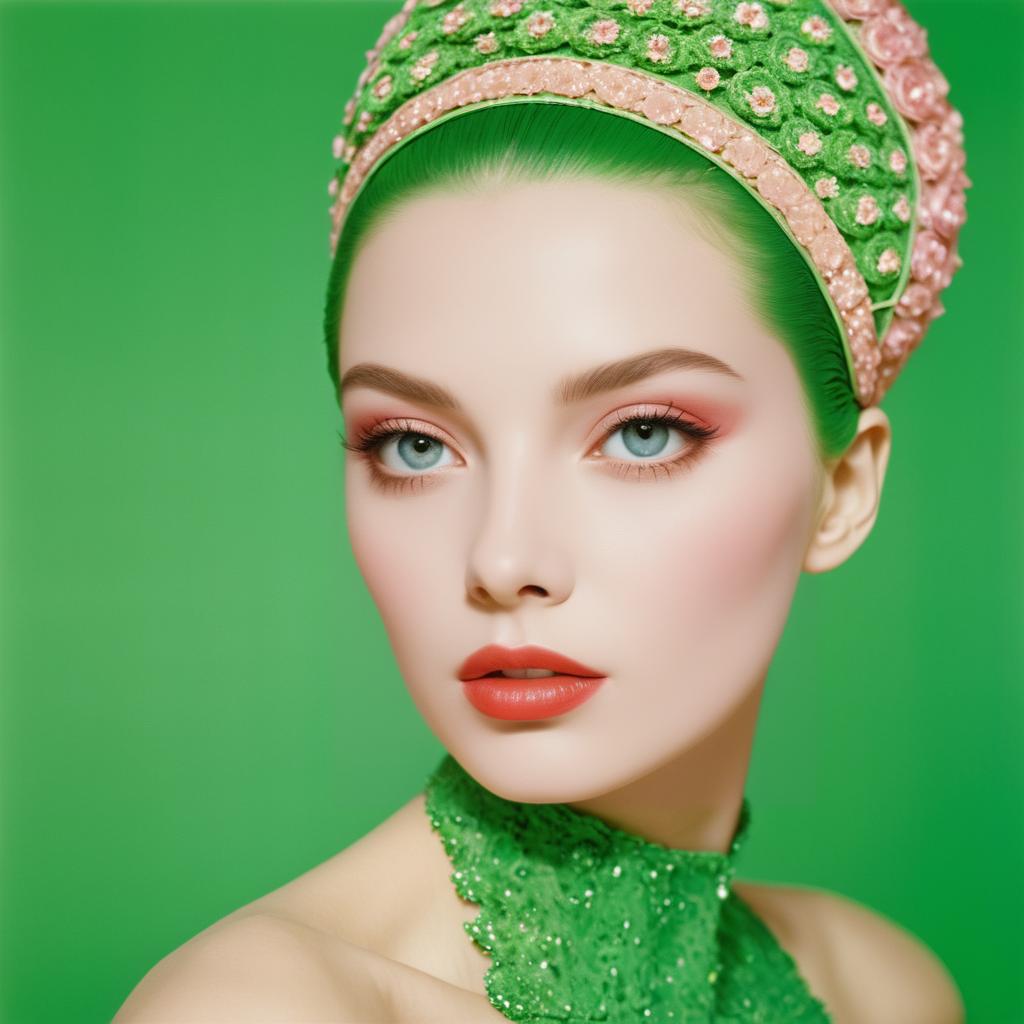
(115, 176, 965, 1023)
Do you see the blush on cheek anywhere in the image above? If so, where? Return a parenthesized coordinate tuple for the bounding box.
(697, 455, 815, 613)
(347, 494, 462, 655)
(346, 503, 411, 615)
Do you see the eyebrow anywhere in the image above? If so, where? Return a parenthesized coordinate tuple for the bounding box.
(338, 346, 743, 411)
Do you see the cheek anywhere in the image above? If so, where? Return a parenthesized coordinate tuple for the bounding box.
(597, 442, 817, 673)
(695, 456, 814, 610)
(345, 478, 461, 659)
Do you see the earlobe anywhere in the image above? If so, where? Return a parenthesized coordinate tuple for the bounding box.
(803, 406, 892, 574)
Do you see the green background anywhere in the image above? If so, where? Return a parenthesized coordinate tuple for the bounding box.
(1, 1, 1020, 1021)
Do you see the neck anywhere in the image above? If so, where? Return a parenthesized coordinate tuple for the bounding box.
(565, 675, 765, 854)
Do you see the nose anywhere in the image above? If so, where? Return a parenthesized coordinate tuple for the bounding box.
(464, 448, 574, 610)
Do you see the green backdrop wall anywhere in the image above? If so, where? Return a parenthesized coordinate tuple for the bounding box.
(1, 1, 1021, 1021)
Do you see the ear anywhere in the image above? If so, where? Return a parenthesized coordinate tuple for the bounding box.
(803, 405, 892, 574)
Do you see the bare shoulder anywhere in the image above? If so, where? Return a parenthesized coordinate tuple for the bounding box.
(112, 910, 388, 1022)
(112, 791, 480, 1023)
(734, 880, 965, 1024)
(811, 886, 965, 1024)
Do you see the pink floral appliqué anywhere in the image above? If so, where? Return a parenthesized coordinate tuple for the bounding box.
(877, 248, 901, 275)
(855, 194, 881, 226)
(865, 101, 888, 127)
(708, 34, 733, 59)
(801, 15, 832, 42)
(527, 11, 555, 37)
(847, 143, 871, 169)
(373, 74, 393, 99)
(490, 0, 521, 17)
(745, 85, 776, 116)
(816, 92, 841, 117)
(889, 149, 908, 174)
(835, 64, 858, 92)
(695, 66, 720, 91)
(797, 131, 822, 156)
(860, 7, 927, 67)
(587, 18, 621, 44)
(734, 2, 768, 29)
(815, 175, 839, 199)
(475, 31, 498, 53)
(914, 122, 954, 181)
(892, 194, 912, 222)
(411, 51, 439, 80)
(398, 30, 418, 50)
(356, 110, 373, 132)
(627, 0, 654, 14)
(646, 34, 671, 63)
(676, 0, 711, 16)
(785, 47, 809, 73)
(884, 57, 948, 122)
(442, 3, 471, 34)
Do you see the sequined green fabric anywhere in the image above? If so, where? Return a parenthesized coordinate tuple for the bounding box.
(424, 753, 831, 1022)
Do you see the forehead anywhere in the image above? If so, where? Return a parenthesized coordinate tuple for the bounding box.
(338, 176, 788, 395)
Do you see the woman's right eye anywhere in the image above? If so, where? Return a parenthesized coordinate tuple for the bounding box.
(340, 419, 462, 493)
(375, 432, 457, 474)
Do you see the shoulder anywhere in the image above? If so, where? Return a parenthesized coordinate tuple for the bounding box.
(113, 911, 386, 1022)
(113, 793, 449, 1023)
(734, 881, 965, 1024)
(812, 887, 966, 1024)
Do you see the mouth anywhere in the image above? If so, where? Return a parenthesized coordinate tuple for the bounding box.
(457, 644, 607, 722)
(457, 643, 605, 682)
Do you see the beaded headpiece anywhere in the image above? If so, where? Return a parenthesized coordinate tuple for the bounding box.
(326, 0, 969, 407)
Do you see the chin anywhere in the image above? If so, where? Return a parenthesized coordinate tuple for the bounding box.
(435, 730, 696, 806)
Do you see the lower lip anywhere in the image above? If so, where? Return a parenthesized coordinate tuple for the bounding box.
(461, 675, 606, 721)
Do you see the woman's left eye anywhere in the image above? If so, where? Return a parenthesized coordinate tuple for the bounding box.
(593, 407, 720, 478)
(342, 406, 719, 493)
(601, 416, 689, 461)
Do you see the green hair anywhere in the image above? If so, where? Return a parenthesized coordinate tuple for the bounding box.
(322, 101, 860, 460)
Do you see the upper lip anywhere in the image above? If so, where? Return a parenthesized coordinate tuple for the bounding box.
(458, 644, 605, 681)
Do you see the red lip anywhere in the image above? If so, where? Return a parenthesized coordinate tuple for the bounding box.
(457, 643, 605, 682)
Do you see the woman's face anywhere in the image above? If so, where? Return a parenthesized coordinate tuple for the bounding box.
(337, 176, 827, 803)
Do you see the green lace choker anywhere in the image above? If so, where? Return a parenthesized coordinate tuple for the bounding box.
(424, 752, 755, 1022)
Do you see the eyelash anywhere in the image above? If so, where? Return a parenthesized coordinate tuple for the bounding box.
(339, 405, 720, 495)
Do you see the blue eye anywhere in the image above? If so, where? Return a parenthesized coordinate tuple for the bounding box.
(602, 418, 688, 461)
(377, 432, 456, 473)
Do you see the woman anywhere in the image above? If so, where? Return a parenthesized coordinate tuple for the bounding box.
(115, 0, 969, 1020)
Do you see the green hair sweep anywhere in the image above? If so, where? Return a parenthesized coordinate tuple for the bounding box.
(323, 101, 860, 460)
